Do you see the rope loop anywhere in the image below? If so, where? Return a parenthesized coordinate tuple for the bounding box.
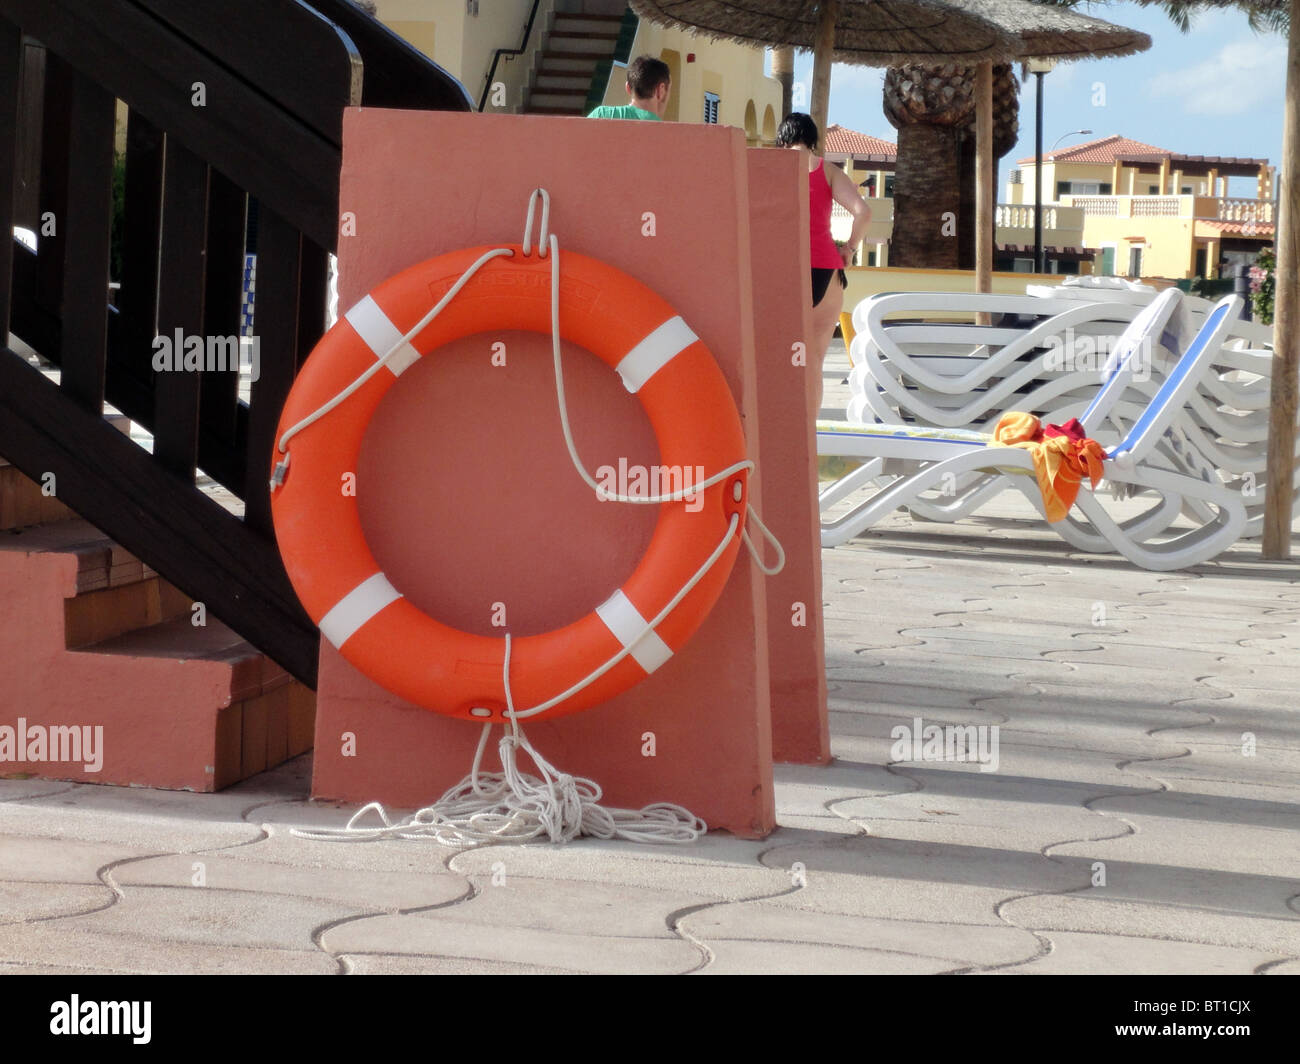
(522, 188, 551, 258)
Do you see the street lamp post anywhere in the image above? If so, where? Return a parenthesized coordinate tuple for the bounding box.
(1037, 126, 1094, 272)
(1027, 59, 1055, 274)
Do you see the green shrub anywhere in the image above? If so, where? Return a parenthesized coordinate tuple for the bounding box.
(1249, 248, 1275, 325)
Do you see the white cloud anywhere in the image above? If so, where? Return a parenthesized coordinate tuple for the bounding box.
(1146, 39, 1286, 116)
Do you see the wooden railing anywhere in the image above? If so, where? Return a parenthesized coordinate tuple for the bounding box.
(0, 0, 470, 685)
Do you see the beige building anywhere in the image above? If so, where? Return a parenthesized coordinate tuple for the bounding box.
(823, 125, 895, 266)
(370, 1, 780, 132)
(824, 124, 1091, 273)
(1006, 134, 1275, 280)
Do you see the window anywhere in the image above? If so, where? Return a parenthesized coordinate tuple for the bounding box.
(1058, 181, 1106, 197)
(703, 92, 719, 124)
(1181, 185, 1193, 194)
(1148, 185, 1159, 194)
(884, 174, 895, 198)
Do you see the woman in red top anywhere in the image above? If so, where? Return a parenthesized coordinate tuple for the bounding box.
(776, 113, 871, 411)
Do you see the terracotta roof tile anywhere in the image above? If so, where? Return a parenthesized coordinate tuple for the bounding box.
(824, 124, 897, 160)
(1198, 219, 1275, 237)
(1017, 134, 1171, 166)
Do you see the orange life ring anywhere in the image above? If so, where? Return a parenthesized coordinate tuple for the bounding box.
(271, 244, 749, 722)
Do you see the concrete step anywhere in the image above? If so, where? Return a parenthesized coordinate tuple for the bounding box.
(535, 72, 590, 92)
(74, 615, 314, 789)
(529, 89, 589, 109)
(545, 34, 618, 55)
(527, 104, 588, 116)
(552, 14, 624, 34)
(0, 507, 315, 791)
(539, 54, 602, 75)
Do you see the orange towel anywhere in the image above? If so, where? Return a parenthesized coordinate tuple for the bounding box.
(990, 412, 1106, 523)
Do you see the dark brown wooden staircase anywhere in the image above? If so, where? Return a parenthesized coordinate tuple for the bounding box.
(0, 0, 470, 787)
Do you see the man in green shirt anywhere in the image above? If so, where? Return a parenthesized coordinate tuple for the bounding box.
(587, 55, 671, 121)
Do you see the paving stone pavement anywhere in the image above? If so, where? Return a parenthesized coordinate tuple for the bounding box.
(0, 346, 1296, 975)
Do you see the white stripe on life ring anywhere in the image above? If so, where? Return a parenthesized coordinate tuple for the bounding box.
(615, 316, 698, 393)
(345, 295, 421, 376)
(319, 572, 403, 648)
(595, 589, 673, 674)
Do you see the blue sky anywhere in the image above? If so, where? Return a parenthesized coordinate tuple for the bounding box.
(787, 2, 1286, 198)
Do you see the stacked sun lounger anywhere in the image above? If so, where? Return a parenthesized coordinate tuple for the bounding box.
(841, 282, 1288, 539)
(816, 289, 1264, 568)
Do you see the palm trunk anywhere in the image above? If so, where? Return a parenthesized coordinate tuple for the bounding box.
(890, 123, 964, 269)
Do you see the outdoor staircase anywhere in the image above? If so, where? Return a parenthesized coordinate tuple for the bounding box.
(0, 0, 470, 790)
(0, 453, 315, 789)
(527, 11, 628, 116)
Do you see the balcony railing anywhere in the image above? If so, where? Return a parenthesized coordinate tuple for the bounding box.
(994, 203, 1084, 234)
(1211, 197, 1275, 224)
(831, 199, 1085, 248)
(1063, 194, 1277, 224)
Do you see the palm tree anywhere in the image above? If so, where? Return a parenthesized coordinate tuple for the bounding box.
(883, 0, 1297, 557)
(882, 62, 1018, 269)
(882, 64, 976, 268)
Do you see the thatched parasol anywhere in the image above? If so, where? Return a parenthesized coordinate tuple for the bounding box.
(950, 1, 1151, 297)
(955, 0, 1151, 60)
(630, 1, 1015, 145)
(631, 0, 1149, 297)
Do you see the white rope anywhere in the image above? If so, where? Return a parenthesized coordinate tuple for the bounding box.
(522, 187, 550, 258)
(274, 246, 515, 458)
(742, 504, 786, 577)
(509, 511, 741, 720)
(290, 633, 706, 847)
(543, 233, 753, 505)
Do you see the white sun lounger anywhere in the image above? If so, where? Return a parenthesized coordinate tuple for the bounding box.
(843, 286, 1288, 536)
(817, 293, 1248, 570)
(827, 288, 1184, 543)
